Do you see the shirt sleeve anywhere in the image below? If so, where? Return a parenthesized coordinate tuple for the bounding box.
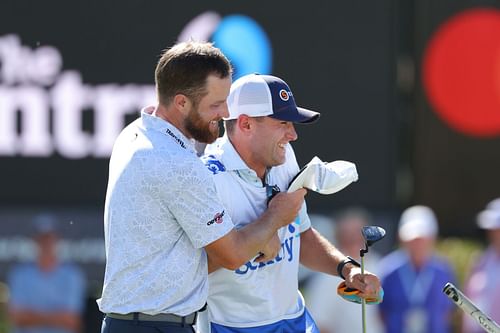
(162, 153, 234, 249)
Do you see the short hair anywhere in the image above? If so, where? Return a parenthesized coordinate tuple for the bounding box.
(155, 41, 232, 107)
(224, 119, 237, 136)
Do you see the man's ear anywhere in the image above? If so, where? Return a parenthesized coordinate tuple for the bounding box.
(173, 94, 191, 115)
(237, 115, 253, 133)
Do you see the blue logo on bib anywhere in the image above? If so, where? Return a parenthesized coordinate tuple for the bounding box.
(289, 216, 301, 238)
(202, 155, 226, 175)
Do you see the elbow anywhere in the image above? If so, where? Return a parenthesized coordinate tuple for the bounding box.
(217, 253, 247, 271)
(204, 230, 253, 271)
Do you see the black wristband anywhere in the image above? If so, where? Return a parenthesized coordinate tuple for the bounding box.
(337, 256, 361, 280)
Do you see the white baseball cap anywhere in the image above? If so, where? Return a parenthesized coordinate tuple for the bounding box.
(486, 198, 500, 210)
(477, 198, 500, 230)
(398, 205, 438, 242)
(226, 73, 320, 123)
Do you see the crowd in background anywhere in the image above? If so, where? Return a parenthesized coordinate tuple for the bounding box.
(0, 198, 498, 333)
(302, 200, 500, 333)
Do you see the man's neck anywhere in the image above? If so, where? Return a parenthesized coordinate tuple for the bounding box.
(228, 135, 266, 181)
(154, 104, 192, 140)
(38, 254, 57, 272)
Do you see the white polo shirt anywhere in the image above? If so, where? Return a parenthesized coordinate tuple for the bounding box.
(200, 135, 311, 329)
(97, 106, 233, 316)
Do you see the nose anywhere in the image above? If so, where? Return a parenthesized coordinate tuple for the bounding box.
(286, 123, 298, 141)
(220, 101, 229, 119)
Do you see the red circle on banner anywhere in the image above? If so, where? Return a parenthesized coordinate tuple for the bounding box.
(422, 8, 500, 137)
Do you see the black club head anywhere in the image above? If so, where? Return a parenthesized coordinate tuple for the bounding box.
(361, 226, 386, 247)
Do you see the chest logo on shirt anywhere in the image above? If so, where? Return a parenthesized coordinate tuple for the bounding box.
(207, 210, 225, 226)
(202, 154, 226, 175)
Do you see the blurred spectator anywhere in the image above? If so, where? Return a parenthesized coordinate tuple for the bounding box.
(379, 205, 456, 333)
(463, 198, 500, 333)
(306, 208, 384, 333)
(7, 214, 86, 333)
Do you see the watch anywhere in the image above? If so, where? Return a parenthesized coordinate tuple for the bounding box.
(337, 256, 361, 280)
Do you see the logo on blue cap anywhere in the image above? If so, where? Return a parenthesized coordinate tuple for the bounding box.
(279, 89, 290, 101)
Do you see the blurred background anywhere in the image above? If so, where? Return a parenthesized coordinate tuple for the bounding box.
(0, 0, 499, 332)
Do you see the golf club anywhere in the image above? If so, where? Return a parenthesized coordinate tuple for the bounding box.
(360, 226, 386, 333)
(443, 282, 500, 333)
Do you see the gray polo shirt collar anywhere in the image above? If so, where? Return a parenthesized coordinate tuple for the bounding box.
(141, 106, 196, 153)
(209, 135, 270, 187)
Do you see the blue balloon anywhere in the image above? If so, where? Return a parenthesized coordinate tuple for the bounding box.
(212, 15, 272, 80)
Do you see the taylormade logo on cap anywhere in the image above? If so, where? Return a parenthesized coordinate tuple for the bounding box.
(225, 73, 320, 124)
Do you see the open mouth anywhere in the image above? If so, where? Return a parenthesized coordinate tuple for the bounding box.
(209, 120, 219, 129)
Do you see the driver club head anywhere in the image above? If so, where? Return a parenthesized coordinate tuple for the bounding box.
(361, 226, 386, 247)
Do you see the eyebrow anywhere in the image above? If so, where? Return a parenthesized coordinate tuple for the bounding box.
(212, 99, 226, 104)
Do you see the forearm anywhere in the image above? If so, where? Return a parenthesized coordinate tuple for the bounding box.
(207, 255, 221, 273)
(233, 212, 281, 258)
(10, 309, 81, 331)
(208, 228, 280, 274)
(11, 310, 52, 326)
(206, 210, 283, 271)
(299, 227, 346, 276)
(205, 189, 306, 271)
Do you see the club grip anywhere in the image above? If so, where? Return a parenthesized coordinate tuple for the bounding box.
(443, 282, 500, 333)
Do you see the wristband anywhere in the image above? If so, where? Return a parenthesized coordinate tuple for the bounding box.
(337, 256, 361, 280)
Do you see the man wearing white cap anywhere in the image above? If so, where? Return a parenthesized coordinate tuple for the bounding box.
(463, 198, 500, 333)
(199, 73, 381, 332)
(378, 205, 456, 333)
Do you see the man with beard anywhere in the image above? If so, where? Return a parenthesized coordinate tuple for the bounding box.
(97, 42, 306, 333)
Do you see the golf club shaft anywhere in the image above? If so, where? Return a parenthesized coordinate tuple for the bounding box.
(443, 283, 500, 333)
(361, 255, 366, 333)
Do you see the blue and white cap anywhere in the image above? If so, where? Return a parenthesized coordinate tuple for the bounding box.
(226, 73, 320, 124)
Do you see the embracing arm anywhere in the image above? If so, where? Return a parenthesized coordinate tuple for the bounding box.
(206, 189, 306, 272)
